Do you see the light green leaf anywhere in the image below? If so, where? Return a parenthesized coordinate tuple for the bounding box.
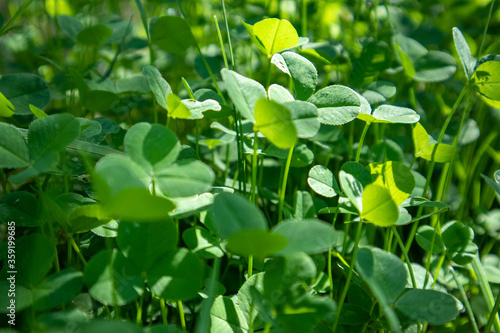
(268, 84, 294, 103)
(395, 44, 416, 78)
(413, 51, 456, 83)
(308, 85, 361, 125)
(283, 100, 319, 138)
(0, 122, 29, 168)
(272, 52, 318, 100)
(246, 18, 299, 57)
(361, 81, 397, 105)
(142, 65, 172, 111)
(254, 98, 297, 149)
(0, 91, 14, 117)
(339, 170, 364, 212)
(166, 93, 191, 119)
(473, 59, 500, 102)
(30, 104, 48, 118)
(210, 192, 267, 239)
(182, 98, 221, 119)
(361, 184, 399, 227)
(151, 16, 194, 53)
(227, 230, 287, 259)
(272, 219, 339, 255)
(412, 122, 456, 162)
(453, 27, 476, 80)
(370, 105, 420, 124)
(367, 161, 415, 205)
(308, 165, 340, 198)
(220, 68, 267, 123)
(395, 289, 463, 325)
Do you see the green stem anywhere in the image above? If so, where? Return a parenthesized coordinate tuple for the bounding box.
(0, 169, 8, 196)
(176, 0, 226, 103)
(328, 247, 334, 298)
(178, 300, 186, 331)
(248, 254, 254, 277)
(221, 0, 235, 67)
(266, 57, 273, 88)
(477, 0, 496, 58)
(450, 266, 480, 333)
(332, 220, 364, 332)
(70, 236, 87, 266)
(214, 15, 229, 69)
(278, 144, 295, 223)
(484, 291, 500, 333)
(160, 298, 168, 324)
(301, 0, 307, 36)
(404, 85, 470, 252)
(136, 287, 145, 325)
(356, 122, 371, 163)
(471, 255, 500, 333)
(392, 226, 417, 289)
(251, 131, 259, 204)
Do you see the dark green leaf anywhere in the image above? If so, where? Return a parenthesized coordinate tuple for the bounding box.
(151, 16, 194, 53)
(272, 51, 318, 100)
(308, 85, 361, 125)
(395, 289, 462, 325)
(32, 269, 83, 311)
(76, 24, 112, 45)
(220, 69, 267, 122)
(0, 122, 29, 168)
(148, 248, 204, 301)
(0, 73, 50, 115)
(210, 192, 267, 239)
(272, 219, 339, 255)
(84, 249, 143, 306)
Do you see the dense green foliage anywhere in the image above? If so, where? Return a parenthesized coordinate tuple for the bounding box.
(0, 0, 499, 332)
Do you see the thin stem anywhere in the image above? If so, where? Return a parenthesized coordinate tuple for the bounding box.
(328, 247, 334, 298)
(278, 144, 295, 223)
(251, 131, 259, 204)
(70, 236, 87, 266)
(301, 0, 307, 37)
(392, 226, 417, 289)
(450, 266, 480, 333)
(356, 122, 371, 163)
(477, 0, 496, 58)
(248, 254, 254, 278)
(176, 0, 226, 103)
(484, 291, 500, 333)
(177, 300, 186, 331)
(471, 255, 500, 333)
(214, 15, 229, 69)
(332, 220, 364, 332)
(0, 169, 8, 196)
(404, 85, 470, 252)
(160, 298, 168, 324)
(221, 0, 235, 67)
